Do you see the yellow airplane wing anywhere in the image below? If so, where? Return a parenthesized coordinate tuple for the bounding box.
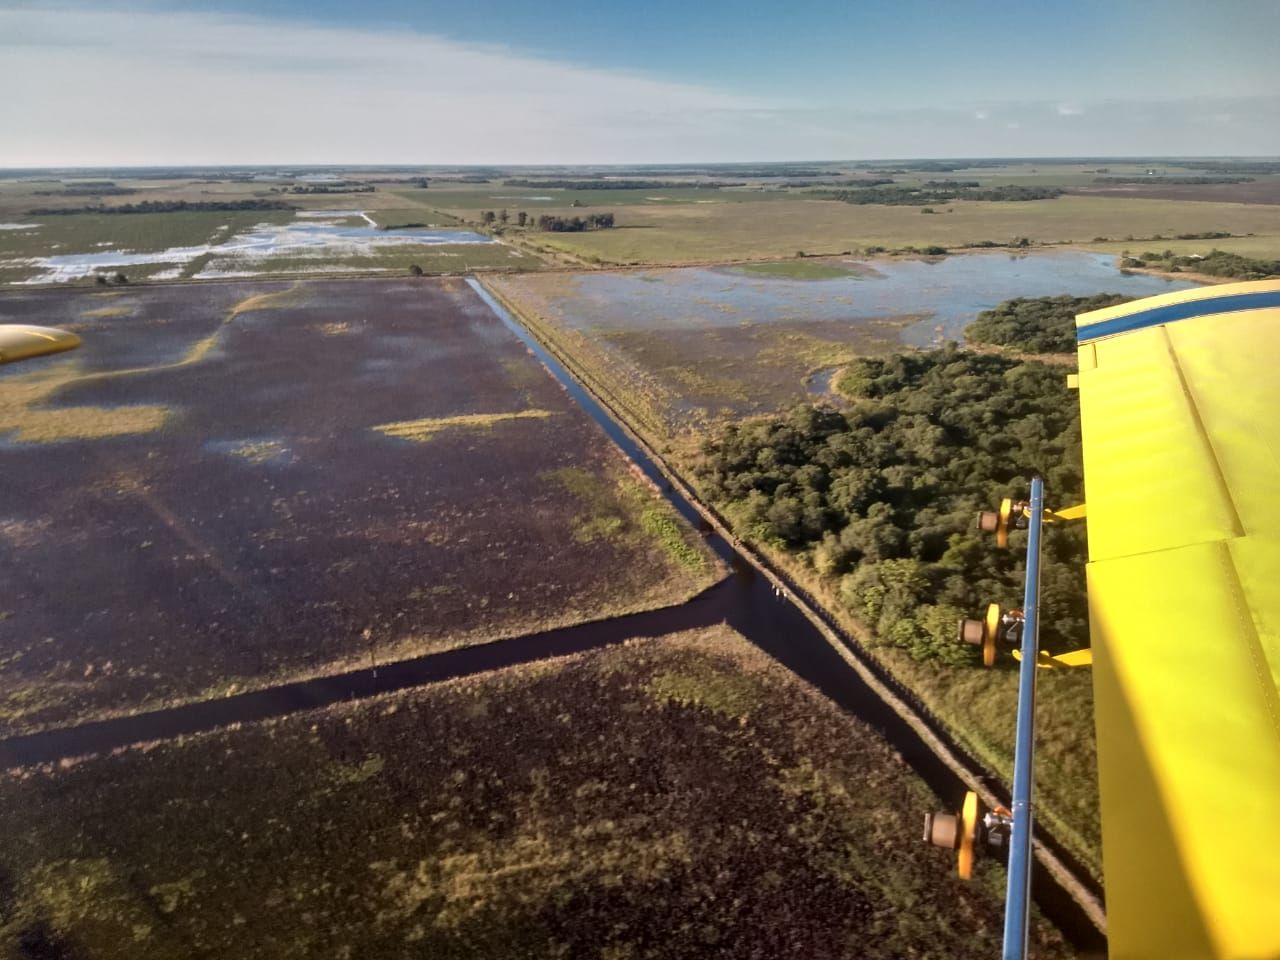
(0, 325, 81, 364)
(1075, 279, 1280, 959)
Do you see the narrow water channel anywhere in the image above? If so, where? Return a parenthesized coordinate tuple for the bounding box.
(468, 279, 1107, 953)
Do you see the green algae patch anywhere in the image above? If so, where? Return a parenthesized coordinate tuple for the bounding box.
(645, 663, 765, 718)
(372, 409, 555, 442)
(730, 260, 865, 280)
(544, 466, 709, 576)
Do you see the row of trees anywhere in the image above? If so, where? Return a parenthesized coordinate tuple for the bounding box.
(821, 184, 1064, 206)
(1122, 248, 1280, 279)
(478, 210, 616, 231)
(287, 184, 374, 194)
(694, 346, 1088, 665)
(28, 199, 295, 216)
(536, 213, 615, 232)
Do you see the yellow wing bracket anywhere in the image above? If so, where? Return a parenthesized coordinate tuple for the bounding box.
(1012, 648, 1093, 669)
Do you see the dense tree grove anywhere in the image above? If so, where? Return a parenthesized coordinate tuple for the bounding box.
(1121, 248, 1280, 279)
(695, 347, 1088, 665)
(537, 213, 616, 232)
(821, 184, 1064, 206)
(965, 294, 1132, 353)
(28, 199, 295, 216)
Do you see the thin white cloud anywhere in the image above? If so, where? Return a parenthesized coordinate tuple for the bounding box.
(0, 6, 783, 165)
(3, 7, 1279, 164)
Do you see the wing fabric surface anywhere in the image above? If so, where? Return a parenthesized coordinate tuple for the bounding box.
(1075, 280, 1280, 959)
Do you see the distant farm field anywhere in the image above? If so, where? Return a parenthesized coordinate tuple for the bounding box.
(0, 625, 1074, 959)
(494, 195, 1280, 265)
(0, 278, 718, 735)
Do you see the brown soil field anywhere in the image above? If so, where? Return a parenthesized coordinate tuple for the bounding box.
(0, 625, 1074, 959)
(0, 279, 719, 736)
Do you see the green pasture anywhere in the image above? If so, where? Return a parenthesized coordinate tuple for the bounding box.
(521, 195, 1280, 264)
(0, 210, 295, 259)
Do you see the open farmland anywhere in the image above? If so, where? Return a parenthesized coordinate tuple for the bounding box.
(0, 278, 719, 735)
(0, 625, 1074, 959)
(477, 194, 1280, 265)
(0, 176, 540, 285)
(487, 252, 1193, 440)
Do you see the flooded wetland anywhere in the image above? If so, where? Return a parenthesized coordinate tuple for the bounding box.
(490, 251, 1195, 436)
(0, 278, 718, 735)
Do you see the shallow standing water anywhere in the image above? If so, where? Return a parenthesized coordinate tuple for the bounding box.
(530, 251, 1198, 346)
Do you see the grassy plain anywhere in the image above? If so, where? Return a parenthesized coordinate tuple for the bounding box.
(0, 625, 1074, 959)
(479, 196, 1280, 265)
(0, 279, 718, 735)
(0, 177, 542, 284)
(393, 185, 791, 210)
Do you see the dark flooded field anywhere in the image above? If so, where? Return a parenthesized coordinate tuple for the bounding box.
(0, 279, 717, 735)
(0, 626, 1074, 960)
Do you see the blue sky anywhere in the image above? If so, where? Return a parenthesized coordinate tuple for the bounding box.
(3, 0, 1278, 165)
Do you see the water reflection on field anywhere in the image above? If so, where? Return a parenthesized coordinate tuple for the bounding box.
(542, 251, 1197, 345)
(493, 251, 1198, 433)
(8, 213, 495, 283)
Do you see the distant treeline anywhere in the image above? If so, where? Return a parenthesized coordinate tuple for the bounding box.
(288, 184, 375, 194)
(819, 178, 895, 189)
(1094, 176, 1254, 185)
(777, 179, 867, 188)
(965, 293, 1133, 354)
(33, 186, 138, 197)
(1122, 248, 1280, 279)
(501, 179, 742, 190)
(537, 213, 615, 232)
(28, 199, 297, 216)
(1192, 161, 1280, 175)
(821, 184, 1063, 205)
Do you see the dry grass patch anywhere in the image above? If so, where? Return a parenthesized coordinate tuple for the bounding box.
(372, 409, 556, 443)
(80, 306, 132, 319)
(0, 360, 171, 444)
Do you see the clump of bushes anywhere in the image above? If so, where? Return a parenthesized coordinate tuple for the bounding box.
(695, 348, 1088, 664)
